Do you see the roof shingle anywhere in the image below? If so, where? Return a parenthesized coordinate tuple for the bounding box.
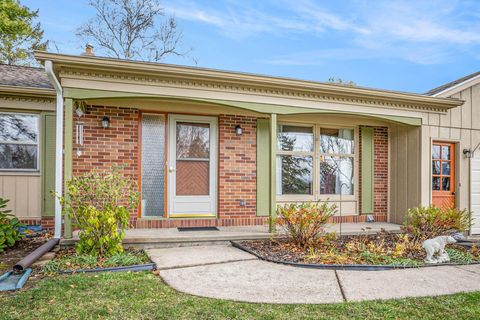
(426, 71, 480, 96)
(0, 64, 53, 89)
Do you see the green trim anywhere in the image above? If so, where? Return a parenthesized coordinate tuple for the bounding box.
(269, 114, 277, 233)
(41, 112, 56, 217)
(64, 98, 73, 239)
(64, 88, 422, 126)
(256, 119, 270, 216)
(361, 127, 374, 214)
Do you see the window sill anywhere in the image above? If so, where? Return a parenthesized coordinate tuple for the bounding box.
(0, 170, 40, 176)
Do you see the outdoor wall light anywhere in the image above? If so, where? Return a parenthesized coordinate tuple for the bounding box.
(101, 116, 110, 129)
(463, 148, 473, 158)
(235, 125, 243, 136)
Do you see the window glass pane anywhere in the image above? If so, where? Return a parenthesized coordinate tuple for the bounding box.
(277, 125, 313, 152)
(442, 177, 450, 191)
(442, 162, 450, 175)
(276, 155, 312, 195)
(432, 161, 440, 175)
(320, 128, 354, 154)
(432, 145, 441, 159)
(0, 114, 38, 143)
(432, 177, 440, 190)
(176, 122, 210, 159)
(442, 145, 450, 160)
(0, 144, 37, 169)
(320, 156, 354, 195)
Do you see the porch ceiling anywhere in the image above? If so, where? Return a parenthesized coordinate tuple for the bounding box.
(64, 87, 422, 126)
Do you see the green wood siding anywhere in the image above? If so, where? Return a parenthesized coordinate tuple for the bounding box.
(41, 113, 56, 217)
(256, 119, 270, 216)
(361, 127, 374, 214)
(269, 114, 277, 232)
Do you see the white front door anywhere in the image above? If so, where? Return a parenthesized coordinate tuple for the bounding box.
(168, 115, 217, 217)
(471, 152, 480, 234)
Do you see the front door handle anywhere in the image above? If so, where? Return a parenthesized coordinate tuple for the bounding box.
(169, 166, 175, 173)
(452, 192, 456, 195)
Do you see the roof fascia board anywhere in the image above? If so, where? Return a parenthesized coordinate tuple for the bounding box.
(35, 51, 462, 111)
(0, 85, 56, 98)
(432, 74, 480, 97)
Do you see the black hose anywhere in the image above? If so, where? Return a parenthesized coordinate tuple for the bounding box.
(13, 238, 60, 273)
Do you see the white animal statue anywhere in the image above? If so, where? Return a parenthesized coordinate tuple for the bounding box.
(422, 236, 457, 264)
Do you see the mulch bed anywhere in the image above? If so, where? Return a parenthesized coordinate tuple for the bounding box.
(238, 233, 480, 266)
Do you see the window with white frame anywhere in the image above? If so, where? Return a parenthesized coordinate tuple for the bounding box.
(276, 124, 355, 197)
(0, 113, 39, 170)
(319, 128, 355, 195)
(276, 125, 314, 195)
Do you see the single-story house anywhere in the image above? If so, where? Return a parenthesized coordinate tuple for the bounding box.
(2, 48, 480, 238)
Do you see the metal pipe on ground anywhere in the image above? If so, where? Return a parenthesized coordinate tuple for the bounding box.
(13, 238, 60, 273)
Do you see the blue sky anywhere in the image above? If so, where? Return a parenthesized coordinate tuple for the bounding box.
(23, 0, 480, 93)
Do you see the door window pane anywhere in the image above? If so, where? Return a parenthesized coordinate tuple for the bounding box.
(320, 156, 354, 195)
(320, 128, 354, 154)
(442, 162, 450, 175)
(276, 155, 312, 195)
(277, 125, 313, 152)
(432, 145, 441, 159)
(442, 146, 450, 160)
(176, 160, 209, 195)
(176, 122, 210, 159)
(432, 177, 440, 190)
(432, 161, 440, 174)
(442, 177, 450, 191)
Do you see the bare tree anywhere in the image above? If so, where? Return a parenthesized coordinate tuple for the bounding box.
(76, 0, 189, 61)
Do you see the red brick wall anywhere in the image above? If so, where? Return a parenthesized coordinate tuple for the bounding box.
(218, 115, 257, 218)
(373, 127, 388, 215)
(358, 126, 389, 216)
(72, 105, 139, 179)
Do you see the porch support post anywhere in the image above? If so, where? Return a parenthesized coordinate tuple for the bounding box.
(63, 98, 74, 239)
(269, 113, 277, 233)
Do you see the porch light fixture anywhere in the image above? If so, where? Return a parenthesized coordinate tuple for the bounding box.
(235, 125, 243, 136)
(101, 116, 110, 129)
(463, 148, 473, 158)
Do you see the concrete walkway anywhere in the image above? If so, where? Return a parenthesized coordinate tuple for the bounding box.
(147, 244, 480, 304)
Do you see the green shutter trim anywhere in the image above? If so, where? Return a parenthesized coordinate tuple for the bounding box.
(256, 119, 270, 216)
(41, 113, 56, 217)
(361, 127, 374, 214)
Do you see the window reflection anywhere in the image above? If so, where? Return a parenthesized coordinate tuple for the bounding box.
(176, 122, 210, 159)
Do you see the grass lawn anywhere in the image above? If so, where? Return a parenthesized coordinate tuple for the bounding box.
(1, 272, 480, 320)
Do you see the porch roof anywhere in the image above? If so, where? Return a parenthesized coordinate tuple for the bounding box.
(35, 51, 463, 117)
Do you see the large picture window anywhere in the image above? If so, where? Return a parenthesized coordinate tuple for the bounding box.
(0, 113, 39, 170)
(276, 124, 355, 197)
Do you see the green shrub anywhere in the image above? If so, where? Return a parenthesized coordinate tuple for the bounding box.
(445, 248, 475, 264)
(60, 166, 139, 257)
(403, 205, 471, 239)
(0, 198, 24, 253)
(277, 201, 337, 248)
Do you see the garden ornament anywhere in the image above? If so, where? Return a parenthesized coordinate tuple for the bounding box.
(451, 232, 465, 241)
(422, 236, 457, 264)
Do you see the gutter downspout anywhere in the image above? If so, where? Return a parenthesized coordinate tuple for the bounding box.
(45, 61, 63, 239)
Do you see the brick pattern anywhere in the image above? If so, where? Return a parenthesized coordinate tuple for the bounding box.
(20, 217, 55, 231)
(72, 105, 139, 180)
(218, 115, 257, 218)
(358, 126, 389, 217)
(373, 127, 388, 215)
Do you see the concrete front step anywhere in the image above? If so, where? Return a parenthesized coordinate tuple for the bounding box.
(59, 223, 402, 248)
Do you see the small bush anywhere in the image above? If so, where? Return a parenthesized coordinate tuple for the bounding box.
(59, 166, 139, 257)
(446, 248, 475, 264)
(277, 201, 337, 248)
(403, 205, 471, 239)
(0, 198, 24, 253)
